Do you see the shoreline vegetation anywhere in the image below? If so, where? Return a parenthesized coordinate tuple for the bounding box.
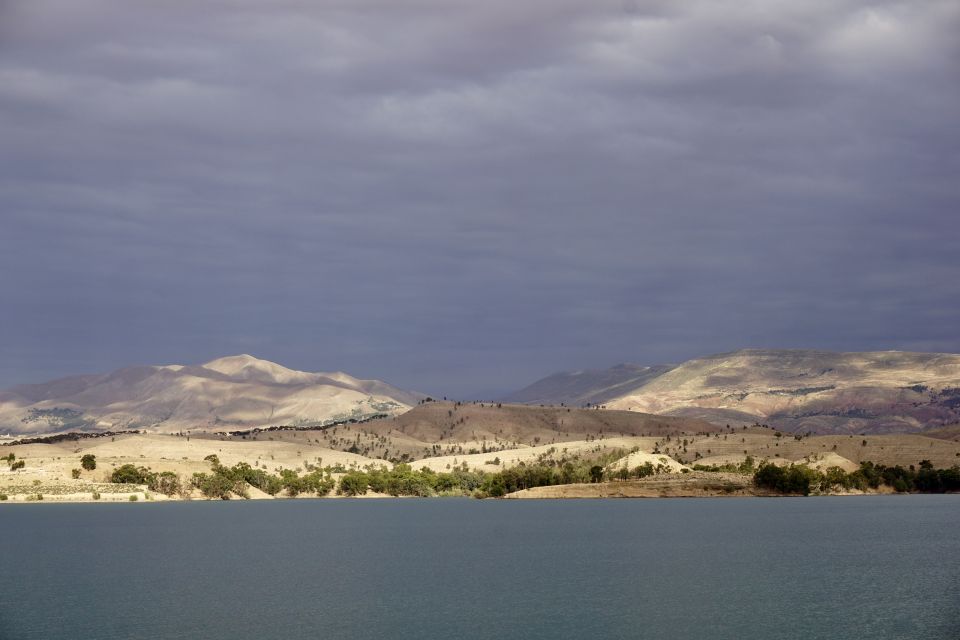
(3, 402, 959, 503)
(1, 447, 957, 503)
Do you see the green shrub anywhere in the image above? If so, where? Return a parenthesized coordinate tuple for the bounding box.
(754, 460, 960, 495)
(633, 462, 655, 478)
(111, 464, 152, 485)
(71, 468, 81, 479)
(80, 454, 97, 471)
(0, 494, 7, 501)
(754, 463, 821, 495)
(222, 462, 279, 495)
(338, 471, 369, 496)
(190, 472, 235, 499)
(148, 471, 182, 496)
(128, 495, 138, 502)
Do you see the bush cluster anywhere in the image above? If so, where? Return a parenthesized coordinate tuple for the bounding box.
(191, 461, 335, 499)
(7, 453, 25, 471)
(754, 460, 960, 495)
(103, 449, 666, 500)
(110, 464, 182, 496)
(336, 457, 631, 498)
(337, 464, 485, 497)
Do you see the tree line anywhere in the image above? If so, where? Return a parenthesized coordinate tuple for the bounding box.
(106, 454, 632, 499)
(753, 460, 960, 495)
(102, 453, 960, 499)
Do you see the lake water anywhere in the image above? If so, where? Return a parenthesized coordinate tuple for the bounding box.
(1, 496, 958, 639)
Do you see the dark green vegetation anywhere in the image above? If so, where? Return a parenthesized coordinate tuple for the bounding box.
(766, 386, 836, 397)
(190, 462, 335, 499)
(396, 456, 960, 498)
(336, 463, 583, 498)
(110, 465, 183, 497)
(4, 430, 141, 446)
(692, 456, 756, 474)
(753, 460, 960, 496)
(337, 452, 636, 498)
(20, 407, 96, 431)
(101, 449, 959, 500)
(338, 465, 485, 497)
(215, 412, 389, 438)
(5, 452, 23, 471)
(80, 454, 96, 470)
(110, 459, 335, 500)
(104, 451, 631, 499)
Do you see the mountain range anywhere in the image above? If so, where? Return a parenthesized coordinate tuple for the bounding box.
(0, 355, 421, 435)
(504, 349, 960, 434)
(3, 349, 960, 437)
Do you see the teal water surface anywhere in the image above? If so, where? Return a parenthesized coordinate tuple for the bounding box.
(1, 496, 958, 639)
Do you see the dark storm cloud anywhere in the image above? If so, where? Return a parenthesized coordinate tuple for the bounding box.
(1, 0, 958, 397)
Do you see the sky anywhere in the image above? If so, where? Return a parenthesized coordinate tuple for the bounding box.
(0, 0, 958, 398)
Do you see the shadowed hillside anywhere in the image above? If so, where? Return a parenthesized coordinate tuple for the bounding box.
(501, 364, 674, 406)
(923, 423, 960, 443)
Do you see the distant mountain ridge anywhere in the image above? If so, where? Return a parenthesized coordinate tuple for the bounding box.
(0, 355, 422, 435)
(501, 364, 674, 406)
(505, 349, 960, 435)
(6, 349, 960, 438)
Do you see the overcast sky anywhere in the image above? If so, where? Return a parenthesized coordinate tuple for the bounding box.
(0, 0, 957, 397)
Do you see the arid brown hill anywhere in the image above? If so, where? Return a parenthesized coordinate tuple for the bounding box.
(922, 423, 960, 443)
(372, 401, 720, 446)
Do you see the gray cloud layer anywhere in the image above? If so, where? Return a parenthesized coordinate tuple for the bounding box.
(1, 0, 958, 397)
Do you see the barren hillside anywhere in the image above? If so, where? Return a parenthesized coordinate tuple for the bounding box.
(376, 401, 720, 443)
(0, 355, 421, 435)
(508, 349, 960, 434)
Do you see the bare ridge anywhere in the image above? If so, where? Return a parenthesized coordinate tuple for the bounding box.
(506, 349, 960, 434)
(0, 355, 423, 435)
